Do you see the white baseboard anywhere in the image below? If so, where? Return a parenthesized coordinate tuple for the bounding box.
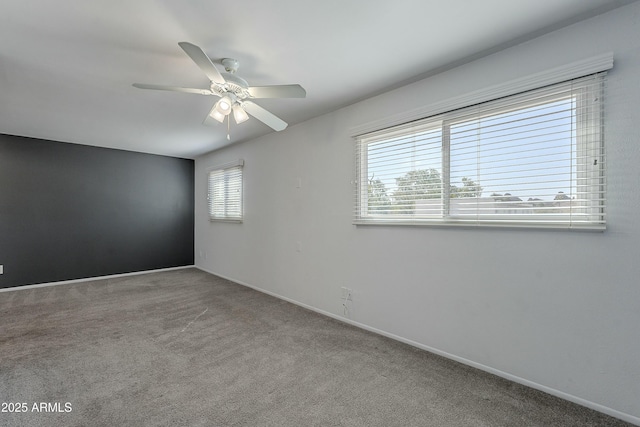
(0, 265, 196, 293)
(195, 266, 640, 426)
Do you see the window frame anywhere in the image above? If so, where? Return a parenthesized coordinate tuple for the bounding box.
(354, 74, 606, 230)
(207, 159, 244, 223)
(356, 120, 444, 222)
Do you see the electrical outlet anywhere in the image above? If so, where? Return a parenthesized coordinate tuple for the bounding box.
(341, 287, 352, 301)
(0, 264, 3, 275)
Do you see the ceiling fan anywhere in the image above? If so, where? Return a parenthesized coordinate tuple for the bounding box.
(133, 42, 306, 135)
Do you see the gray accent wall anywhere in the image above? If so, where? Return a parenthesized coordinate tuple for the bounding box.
(0, 134, 194, 289)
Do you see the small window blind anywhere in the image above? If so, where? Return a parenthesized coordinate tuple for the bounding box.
(207, 160, 243, 222)
(355, 73, 606, 229)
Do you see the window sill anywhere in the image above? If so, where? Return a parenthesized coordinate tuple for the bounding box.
(353, 219, 605, 231)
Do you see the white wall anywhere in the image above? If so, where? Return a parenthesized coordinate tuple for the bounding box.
(195, 3, 640, 424)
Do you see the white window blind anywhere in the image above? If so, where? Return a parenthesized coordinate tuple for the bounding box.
(355, 73, 606, 229)
(207, 160, 243, 222)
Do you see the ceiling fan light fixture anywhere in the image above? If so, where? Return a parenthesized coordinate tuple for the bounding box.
(232, 104, 249, 124)
(214, 94, 235, 116)
(209, 108, 226, 123)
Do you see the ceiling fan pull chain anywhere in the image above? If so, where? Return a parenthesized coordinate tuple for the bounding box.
(227, 114, 231, 140)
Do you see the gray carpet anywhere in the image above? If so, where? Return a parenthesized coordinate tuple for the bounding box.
(0, 268, 632, 426)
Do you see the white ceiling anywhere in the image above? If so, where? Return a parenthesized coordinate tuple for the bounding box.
(1, 1, 636, 159)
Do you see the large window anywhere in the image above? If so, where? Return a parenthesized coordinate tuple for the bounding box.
(207, 160, 243, 222)
(355, 74, 606, 229)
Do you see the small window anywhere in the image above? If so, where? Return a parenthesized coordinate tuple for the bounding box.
(355, 74, 606, 229)
(207, 160, 243, 222)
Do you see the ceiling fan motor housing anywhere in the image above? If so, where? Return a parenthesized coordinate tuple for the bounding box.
(211, 72, 250, 99)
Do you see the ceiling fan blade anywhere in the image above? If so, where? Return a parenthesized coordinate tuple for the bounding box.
(178, 42, 225, 84)
(132, 83, 214, 95)
(241, 101, 288, 131)
(248, 84, 306, 99)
